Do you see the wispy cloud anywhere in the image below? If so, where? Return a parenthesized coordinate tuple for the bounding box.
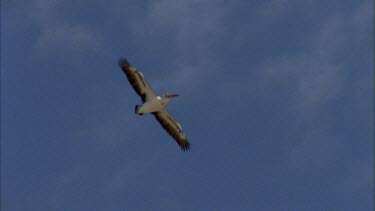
(148, 0, 225, 48)
(257, 0, 372, 115)
(30, 0, 103, 59)
(339, 161, 374, 192)
(258, 54, 345, 115)
(125, 0, 226, 91)
(3, 0, 373, 209)
(287, 126, 336, 168)
(34, 25, 100, 56)
(253, 0, 373, 173)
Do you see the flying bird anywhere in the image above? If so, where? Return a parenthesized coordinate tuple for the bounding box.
(118, 58, 190, 151)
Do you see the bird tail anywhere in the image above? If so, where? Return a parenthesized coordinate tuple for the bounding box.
(135, 105, 143, 115)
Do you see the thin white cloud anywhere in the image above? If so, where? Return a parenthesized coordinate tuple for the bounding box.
(257, 0, 372, 115)
(30, 0, 103, 58)
(258, 54, 344, 114)
(241, 1, 373, 169)
(34, 25, 100, 56)
(148, 0, 225, 41)
(126, 0, 226, 91)
(256, 0, 316, 22)
(339, 161, 374, 192)
(287, 126, 336, 168)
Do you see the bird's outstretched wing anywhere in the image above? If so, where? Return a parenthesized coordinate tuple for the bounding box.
(153, 109, 190, 151)
(118, 58, 157, 102)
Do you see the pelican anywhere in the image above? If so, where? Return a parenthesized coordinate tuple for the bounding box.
(118, 58, 190, 151)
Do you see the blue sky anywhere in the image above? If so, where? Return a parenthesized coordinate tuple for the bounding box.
(1, 0, 374, 210)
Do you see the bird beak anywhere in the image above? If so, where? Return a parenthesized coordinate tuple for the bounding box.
(166, 93, 180, 98)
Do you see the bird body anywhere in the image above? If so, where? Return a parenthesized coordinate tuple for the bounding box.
(135, 96, 165, 114)
(118, 58, 190, 151)
(135, 94, 179, 114)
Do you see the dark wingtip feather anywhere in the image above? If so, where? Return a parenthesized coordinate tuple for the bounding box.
(118, 58, 131, 67)
(180, 142, 191, 152)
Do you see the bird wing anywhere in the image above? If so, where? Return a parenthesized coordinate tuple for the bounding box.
(118, 58, 157, 102)
(153, 108, 190, 151)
